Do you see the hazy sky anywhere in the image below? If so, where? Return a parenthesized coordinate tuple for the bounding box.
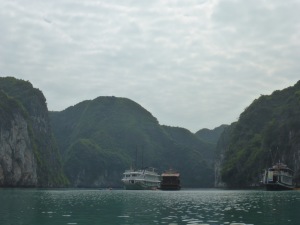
(1, 0, 299, 132)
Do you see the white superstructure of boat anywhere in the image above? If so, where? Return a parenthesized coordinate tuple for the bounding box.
(121, 167, 161, 190)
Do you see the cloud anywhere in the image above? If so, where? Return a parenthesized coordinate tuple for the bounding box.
(1, 0, 299, 132)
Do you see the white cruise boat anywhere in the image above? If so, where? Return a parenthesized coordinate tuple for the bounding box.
(121, 167, 161, 190)
(262, 162, 295, 190)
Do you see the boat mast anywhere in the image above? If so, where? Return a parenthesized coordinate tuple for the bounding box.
(141, 147, 144, 169)
(135, 147, 138, 171)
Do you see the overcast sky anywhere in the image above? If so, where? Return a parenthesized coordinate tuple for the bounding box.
(1, 0, 299, 132)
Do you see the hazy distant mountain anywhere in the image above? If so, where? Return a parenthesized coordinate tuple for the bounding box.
(163, 126, 216, 161)
(195, 125, 228, 145)
(50, 97, 215, 187)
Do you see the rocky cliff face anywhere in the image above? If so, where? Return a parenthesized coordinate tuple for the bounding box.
(214, 124, 235, 188)
(0, 113, 37, 186)
(282, 128, 300, 182)
(0, 77, 67, 187)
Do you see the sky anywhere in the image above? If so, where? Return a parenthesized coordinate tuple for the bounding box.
(1, 0, 299, 132)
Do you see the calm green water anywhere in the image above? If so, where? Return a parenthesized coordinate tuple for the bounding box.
(0, 189, 299, 225)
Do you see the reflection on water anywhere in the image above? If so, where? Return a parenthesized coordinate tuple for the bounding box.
(0, 189, 299, 225)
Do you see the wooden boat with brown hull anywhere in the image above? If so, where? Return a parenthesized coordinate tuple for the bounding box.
(160, 169, 181, 190)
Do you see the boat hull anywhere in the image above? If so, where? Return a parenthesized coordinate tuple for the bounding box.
(160, 185, 181, 190)
(265, 182, 295, 191)
(123, 180, 160, 190)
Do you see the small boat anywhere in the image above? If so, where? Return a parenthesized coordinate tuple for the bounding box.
(262, 162, 295, 190)
(121, 167, 161, 190)
(160, 169, 181, 190)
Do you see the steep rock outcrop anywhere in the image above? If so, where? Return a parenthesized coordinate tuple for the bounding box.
(0, 91, 37, 186)
(0, 114, 37, 186)
(0, 77, 67, 187)
(214, 124, 235, 187)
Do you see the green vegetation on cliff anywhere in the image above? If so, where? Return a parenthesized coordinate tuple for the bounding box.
(219, 80, 300, 187)
(0, 91, 27, 129)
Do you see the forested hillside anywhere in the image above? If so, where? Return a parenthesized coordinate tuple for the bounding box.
(50, 97, 215, 187)
(0, 77, 67, 187)
(217, 80, 300, 188)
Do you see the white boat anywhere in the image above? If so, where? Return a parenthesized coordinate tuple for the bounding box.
(262, 162, 295, 190)
(121, 167, 161, 190)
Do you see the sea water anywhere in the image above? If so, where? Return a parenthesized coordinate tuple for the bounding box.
(0, 188, 299, 225)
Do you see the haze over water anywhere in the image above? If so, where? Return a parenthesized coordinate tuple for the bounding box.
(1, 189, 299, 225)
